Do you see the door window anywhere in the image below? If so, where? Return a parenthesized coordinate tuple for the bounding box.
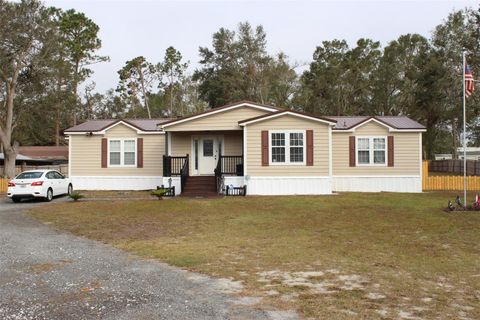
(203, 140, 214, 157)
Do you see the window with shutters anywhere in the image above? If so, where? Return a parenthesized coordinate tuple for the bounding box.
(356, 136, 387, 166)
(269, 130, 306, 165)
(109, 139, 137, 167)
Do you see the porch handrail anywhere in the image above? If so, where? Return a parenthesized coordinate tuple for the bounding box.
(180, 154, 189, 193)
(163, 155, 188, 177)
(214, 155, 222, 193)
(219, 155, 243, 176)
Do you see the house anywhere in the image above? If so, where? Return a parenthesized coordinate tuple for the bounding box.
(456, 147, 480, 160)
(64, 101, 426, 195)
(18, 146, 69, 164)
(0, 153, 54, 166)
(434, 154, 453, 160)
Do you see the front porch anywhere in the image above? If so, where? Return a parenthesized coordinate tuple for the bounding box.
(162, 130, 245, 195)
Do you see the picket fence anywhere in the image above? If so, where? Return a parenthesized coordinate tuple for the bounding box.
(0, 179, 7, 194)
(422, 161, 480, 191)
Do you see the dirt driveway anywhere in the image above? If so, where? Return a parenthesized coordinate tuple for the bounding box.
(0, 198, 293, 320)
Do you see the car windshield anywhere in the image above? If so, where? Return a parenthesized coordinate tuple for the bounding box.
(15, 172, 44, 179)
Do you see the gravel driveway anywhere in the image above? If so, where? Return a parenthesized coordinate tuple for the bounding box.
(0, 197, 296, 320)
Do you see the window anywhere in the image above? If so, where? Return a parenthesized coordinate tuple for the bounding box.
(356, 137, 386, 166)
(270, 131, 305, 165)
(203, 139, 213, 157)
(194, 140, 199, 170)
(109, 139, 136, 167)
(16, 172, 43, 179)
(51, 171, 64, 179)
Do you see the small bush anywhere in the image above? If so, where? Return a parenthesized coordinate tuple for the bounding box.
(68, 192, 85, 201)
(151, 189, 166, 200)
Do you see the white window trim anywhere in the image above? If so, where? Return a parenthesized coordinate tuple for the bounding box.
(356, 136, 387, 167)
(269, 130, 306, 166)
(108, 138, 137, 168)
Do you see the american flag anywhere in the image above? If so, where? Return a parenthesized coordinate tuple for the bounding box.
(465, 64, 475, 97)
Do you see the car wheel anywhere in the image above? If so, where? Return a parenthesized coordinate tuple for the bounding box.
(45, 188, 53, 202)
(67, 184, 73, 196)
(12, 198, 21, 203)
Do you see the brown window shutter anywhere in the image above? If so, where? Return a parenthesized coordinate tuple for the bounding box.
(388, 136, 394, 167)
(306, 130, 314, 166)
(137, 138, 144, 168)
(261, 130, 269, 166)
(349, 136, 356, 167)
(101, 138, 108, 168)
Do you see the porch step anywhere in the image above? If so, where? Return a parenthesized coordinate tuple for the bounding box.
(181, 176, 218, 197)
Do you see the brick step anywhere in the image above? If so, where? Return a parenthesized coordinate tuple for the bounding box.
(185, 182, 215, 186)
(183, 187, 216, 192)
(181, 191, 220, 198)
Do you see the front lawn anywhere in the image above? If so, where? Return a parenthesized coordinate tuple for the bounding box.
(29, 192, 480, 319)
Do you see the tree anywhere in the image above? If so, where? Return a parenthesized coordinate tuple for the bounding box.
(194, 22, 297, 108)
(58, 9, 108, 124)
(117, 56, 157, 119)
(0, 0, 60, 177)
(158, 46, 188, 116)
(431, 8, 480, 157)
(294, 39, 350, 115)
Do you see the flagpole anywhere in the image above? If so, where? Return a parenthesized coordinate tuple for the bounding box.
(462, 51, 467, 208)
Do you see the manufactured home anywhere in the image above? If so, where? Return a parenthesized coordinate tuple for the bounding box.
(64, 101, 425, 195)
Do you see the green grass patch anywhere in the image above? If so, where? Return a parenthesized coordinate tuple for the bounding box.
(29, 192, 480, 319)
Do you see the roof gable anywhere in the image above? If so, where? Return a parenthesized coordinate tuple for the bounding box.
(239, 110, 337, 126)
(160, 101, 280, 129)
(329, 116, 425, 132)
(65, 119, 170, 135)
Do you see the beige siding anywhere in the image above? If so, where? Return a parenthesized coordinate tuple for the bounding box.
(332, 121, 421, 176)
(164, 106, 270, 131)
(246, 115, 330, 176)
(170, 131, 243, 173)
(70, 123, 164, 176)
(224, 131, 243, 155)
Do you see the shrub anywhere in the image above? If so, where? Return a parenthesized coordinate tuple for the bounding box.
(151, 189, 166, 200)
(68, 192, 85, 202)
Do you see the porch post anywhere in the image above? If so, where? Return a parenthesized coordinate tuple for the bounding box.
(167, 132, 172, 156)
(243, 126, 247, 177)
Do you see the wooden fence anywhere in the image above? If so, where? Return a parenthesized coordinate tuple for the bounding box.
(0, 164, 68, 176)
(429, 159, 480, 176)
(0, 165, 68, 194)
(423, 161, 480, 191)
(0, 179, 7, 194)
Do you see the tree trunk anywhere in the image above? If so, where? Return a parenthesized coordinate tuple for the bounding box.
(55, 108, 60, 147)
(452, 119, 458, 159)
(138, 68, 152, 119)
(3, 144, 18, 178)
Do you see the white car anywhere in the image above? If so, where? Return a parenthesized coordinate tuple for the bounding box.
(7, 170, 73, 203)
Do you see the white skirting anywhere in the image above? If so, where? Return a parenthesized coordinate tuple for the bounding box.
(332, 176, 422, 193)
(245, 176, 332, 195)
(71, 176, 163, 191)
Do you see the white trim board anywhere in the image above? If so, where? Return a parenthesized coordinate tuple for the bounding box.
(160, 102, 278, 128)
(240, 111, 336, 126)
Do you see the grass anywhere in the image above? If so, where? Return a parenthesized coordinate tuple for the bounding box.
(29, 192, 480, 319)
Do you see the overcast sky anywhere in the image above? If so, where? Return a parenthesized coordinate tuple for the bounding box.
(45, 0, 479, 93)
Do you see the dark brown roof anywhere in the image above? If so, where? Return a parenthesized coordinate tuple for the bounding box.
(327, 116, 426, 130)
(18, 146, 69, 160)
(238, 110, 337, 125)
(64, 118, 172, 133)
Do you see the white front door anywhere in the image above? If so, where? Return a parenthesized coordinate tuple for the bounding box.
(193, 136, 222, 175)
